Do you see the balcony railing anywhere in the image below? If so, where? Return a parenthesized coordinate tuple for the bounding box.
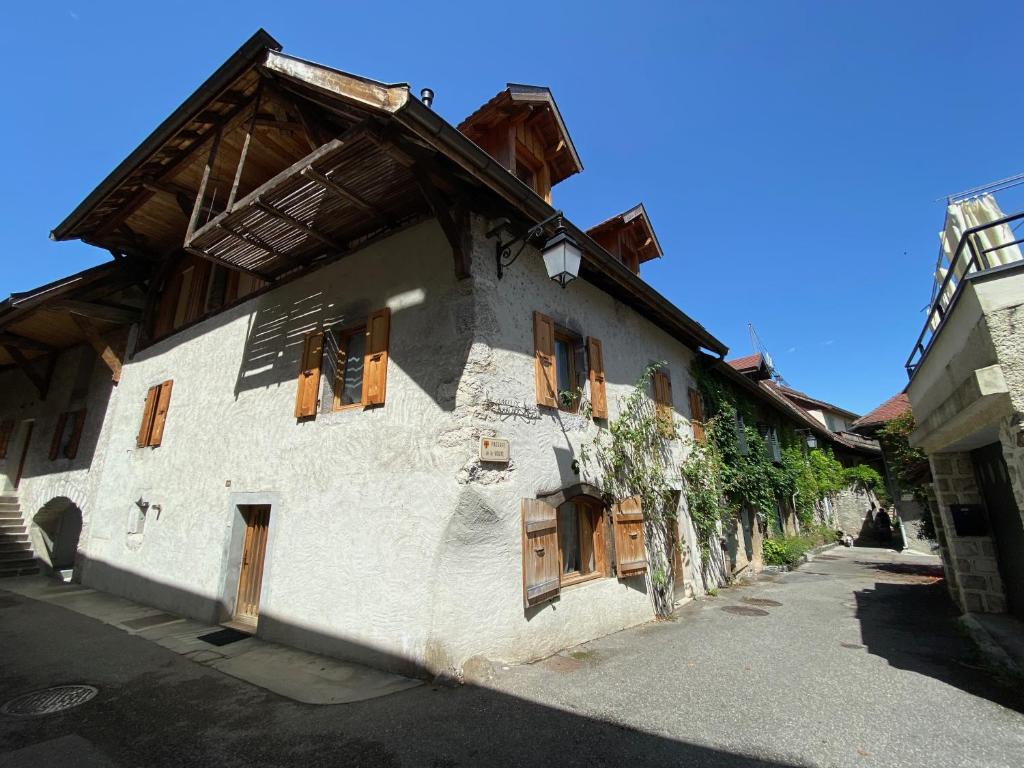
(905, 209, 1024, 379)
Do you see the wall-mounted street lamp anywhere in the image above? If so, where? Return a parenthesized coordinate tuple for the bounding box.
(795, 429, 818, 450)
(488, 211, 582, 288)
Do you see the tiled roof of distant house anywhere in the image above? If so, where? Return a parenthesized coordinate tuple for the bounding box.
(770, 382, 861, 420)
(727, 353, 765, 375)
(852, 393, 910, 430)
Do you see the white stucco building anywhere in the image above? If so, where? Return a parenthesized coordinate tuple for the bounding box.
(0, 30, 734, 676)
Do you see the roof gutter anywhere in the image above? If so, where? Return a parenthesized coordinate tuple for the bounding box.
(50, 29, 282, 242)
(394, 97, 728, 357)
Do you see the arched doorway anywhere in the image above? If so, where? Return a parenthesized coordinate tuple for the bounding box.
(32, 497, 83, 572)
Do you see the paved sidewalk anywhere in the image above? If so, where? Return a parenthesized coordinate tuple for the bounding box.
(1, 547, 1022, 767)
(0, 575, 419, 705)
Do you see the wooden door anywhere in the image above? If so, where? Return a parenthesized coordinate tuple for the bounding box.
(234, 505, 271, 625)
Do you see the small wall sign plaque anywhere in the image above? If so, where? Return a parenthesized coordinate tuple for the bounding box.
(480, 437, 511, 463)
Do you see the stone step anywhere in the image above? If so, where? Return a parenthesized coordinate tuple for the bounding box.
(0, 496, 18, 504)
(0, 562, 40, 578)
(0, 540, 30, 552)
(0, 532, 29, 543)
(0, 548, 33, 561)
(0, 525, 28, 538)
(0, 509, 23, 520)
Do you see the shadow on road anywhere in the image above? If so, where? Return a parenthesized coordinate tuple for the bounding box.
(853, 572, 1024, 715)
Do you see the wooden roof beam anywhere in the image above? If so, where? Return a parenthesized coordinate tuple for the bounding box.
(411, 162, 470, 280)
(3, 345, 51, 399)
(51, 299, 140, 325)
(0, 332, 52, 352)
(71, 314, 123, 383)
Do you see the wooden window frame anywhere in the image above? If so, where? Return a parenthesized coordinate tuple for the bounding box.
(514, 141, 543, 194)
(332, 323, 368, 411)
(557, 496, 607, 588)
(553, 327, 584, 414)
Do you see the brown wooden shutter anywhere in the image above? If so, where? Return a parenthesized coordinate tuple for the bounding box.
(363, 307, 391, 406)
(586, 336, 608, 419)
(185, 259, 211, 323)
(294, 331, 324, 418)
(613, 495, 647, 578)
(0, 419, 13, 459)
(225, 270, 240, 305)
(137, 385, 160, 447)
(149, 380, 174, 447)
(688, 387, 705, 444)
(653, 371, 673, 437)
(533, 311, 557, 408)
(521, 498, 561, 608)
(49, 413, 68, 461)
(64, 409, 87, 459)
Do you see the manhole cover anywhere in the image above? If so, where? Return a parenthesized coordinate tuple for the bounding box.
(2, 685, 98, 716)
(742, 597, 782, 607)
(721, 605, 769, 617)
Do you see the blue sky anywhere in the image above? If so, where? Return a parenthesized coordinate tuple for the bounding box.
(5, 1, 1023, 414)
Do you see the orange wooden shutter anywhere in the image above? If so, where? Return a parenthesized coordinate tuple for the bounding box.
(363, 308, 391, 406)
(149, 380, 174, 447)
(533, 311, 557, 408)
(521, 498, 561, 608)
(0, 419, 13, 459)
(688, 387, 705, 444)
(137, 385, 159, 447)
(653, 371, 673, 437)
(586, 336, 608, 419)
(49, 413, 68, 461)
(64, 409, 87, 459)
(294, 331, 324, 418)
(613, 495, 647, 578)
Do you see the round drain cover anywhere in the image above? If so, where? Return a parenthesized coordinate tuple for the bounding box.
(721, 605, 769, 616)
(1, 685, 98, 716)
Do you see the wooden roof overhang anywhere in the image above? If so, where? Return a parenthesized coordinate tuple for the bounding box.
(50, 31, 726, 358)
(0, 261, 145, 392)
(458, 84, 583, 186)
(586, 203, 664, 264)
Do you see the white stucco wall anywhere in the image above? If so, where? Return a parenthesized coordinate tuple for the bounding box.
(0, 344, 121, 570)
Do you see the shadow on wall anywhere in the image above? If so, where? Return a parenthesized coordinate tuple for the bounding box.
(1, 589, 805, 768)
(853, 568, 1024, 714)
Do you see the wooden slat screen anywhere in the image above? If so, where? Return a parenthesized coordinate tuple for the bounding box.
(613, 495, 647, 578)
(521, 498, 560, 608)
(533, 312, 557, 408)
(364, 307, 391, 407)
(586, 336, 608, 419)
(294, 331, 324, 418)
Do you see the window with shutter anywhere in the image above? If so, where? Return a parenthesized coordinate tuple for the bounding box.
(294, 331, 324, 418)
(363, 307, 391, 407)
(612, 495, 647, 578)
(586, 337, 608, 419)
(49, 413, 69, 461)
(137, 381, 173, 447)
(332, 324, 367, 410)
(653, 371, 674, 437)
(735, 413, 749, 455)
(0, 419, 14, 459)
(687, 387, 705, 444)
(556, 498, 606, 586)
(533, 312, 557, 408)
(64, 409, 87, 459)
(521, 498, 561, 608)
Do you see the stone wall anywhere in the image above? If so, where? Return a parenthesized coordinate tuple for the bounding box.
(929, 452, 1006, 613)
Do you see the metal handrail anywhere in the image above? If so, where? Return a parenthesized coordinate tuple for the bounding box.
(905, 209, 1024, 379)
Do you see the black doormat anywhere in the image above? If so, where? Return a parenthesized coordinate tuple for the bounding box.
(197, 628, 251, 647)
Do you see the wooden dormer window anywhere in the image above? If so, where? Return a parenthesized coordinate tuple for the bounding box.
(458, 84, 583, 205)
(585, 204, 664, 277)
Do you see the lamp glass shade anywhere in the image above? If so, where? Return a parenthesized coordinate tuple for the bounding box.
(542, 231, 582, 288)
(806, 434, 818, 449)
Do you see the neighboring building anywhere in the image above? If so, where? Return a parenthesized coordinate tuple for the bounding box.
(0, 30, 732, 676)
(904, 203, 1024, 620)
(725, 353, 885, 542)
(851, 392, 935, 552)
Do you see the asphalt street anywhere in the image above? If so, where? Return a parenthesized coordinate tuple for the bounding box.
(1, 546, 1021, 767)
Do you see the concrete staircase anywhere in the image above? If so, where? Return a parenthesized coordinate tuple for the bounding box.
(0, 494, 39, 577)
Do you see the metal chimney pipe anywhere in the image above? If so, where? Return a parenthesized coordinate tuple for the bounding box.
(420, 88, 434, 108)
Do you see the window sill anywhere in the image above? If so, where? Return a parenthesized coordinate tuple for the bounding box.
(560, 571, 606, 591)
